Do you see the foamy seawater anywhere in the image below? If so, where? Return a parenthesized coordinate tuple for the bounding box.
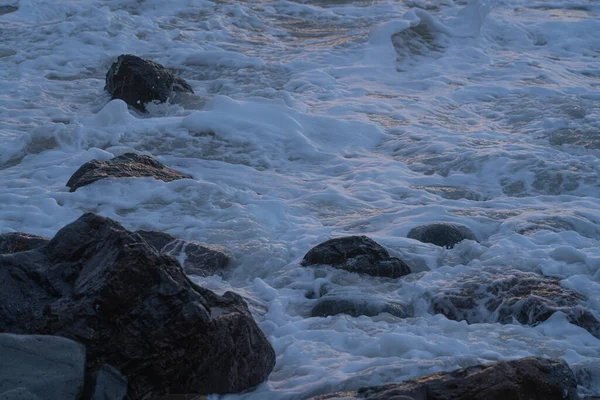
(1, 0, 600, 398)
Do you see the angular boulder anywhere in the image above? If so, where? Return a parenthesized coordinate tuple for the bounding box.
(0, 333, 86, 400)
(301, 236, 411, 278)
(136, 230, 229, 277)
(66, 153, 192, 192)
(0, 232, 49, 254)
(0, 213, 275, 399)
(407, 223, 476, 248)
(311, 295, 409, 319)
(105, 54, 194, 112)
(310, 357, 578, 400)
(431, 268, 600, 338)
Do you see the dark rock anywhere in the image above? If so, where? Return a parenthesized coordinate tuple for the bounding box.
(136, 230, 229, 277)
(105, 54, 194, 112)
(0, 333, 86, 400)
(311, 295, 409, 319)
(66, 153, 192, 192)
(430, 268, 600, 338)
(0, 213, 275, 399)
(0, 232, 49, 254)
(407, 223, 476, 248)
(310, 357, 578, 400)
(87, 364, 128, 400)
(301, 236, 411, 278)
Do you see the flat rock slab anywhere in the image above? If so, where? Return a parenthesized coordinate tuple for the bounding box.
(310, 357, 578, 400)
(431, 268, 600, 339)
(302, 236, 411, 278)
(0, 213, 275, 399)
(105, 54, 194, 111)
(311, 295, 410, 319)
(407, 223, 476, 248)
(66, 153, 192, 192)
(136, 230, 229, 277)
(0, 333, 86, 400)
(0, 232, 49, 254)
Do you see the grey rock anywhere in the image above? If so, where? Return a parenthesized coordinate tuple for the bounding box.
(430, 268, 600, 339)
(88, 364, 128, 400)
(0, 333, 86, 400)
(571, 359, 600, 395)
(311, 296, 410, 319)
(407, 223, 476, 248)
(105, 54, 194, 112)
(0, 213, 275, 399)
(302, 236, 411, 278)
(136, 230, 229, 277)
(66, 153, 192, 192)
(0, 232, 49, 254)
(310, 357, 578, 400)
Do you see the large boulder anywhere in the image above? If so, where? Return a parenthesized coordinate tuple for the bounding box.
(310, 357, 578, 400)
(136, 230, 229, 277)
(311, 295, 409, 319)
(430, 268, 600, 338)
(301, 236, 411, 278)
(407, 223, 476, 248)
(0, 213, 275, 399)
(0, 232, 49, 254)
(0, 333, 86, 400)
(105, 54, 194, 112)
(66, 153, 192, 192)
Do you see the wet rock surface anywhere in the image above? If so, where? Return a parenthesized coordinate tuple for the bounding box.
(0, 213, 275, 399)
(311, 295, 410, 319)
(137, 230, 229, 277)
(0, 333, 86, 400)
(302, 236, 411, 278)
(0, 232, 49, 254)
(104, 54, 194, 111)
(66, 153, 192, 192)
(407, 223, 476, 248)
(310, 357, 578, 400)
(430, 268, 600, 338)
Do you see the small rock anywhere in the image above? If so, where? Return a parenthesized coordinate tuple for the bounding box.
(310, 357, 578, 400)
(0, 232, 49, 254)
(88, 364, 128, 400)
(301, 236, 411, 278)
(407, 223, 476, 248)
(105, 54, 194, 111)
(137, 230, 229, 277)
(430, 268, 600, 338)
(66, 153, 192, 192)
(0, 333, 86, 400)
(311, 296, 409, 319)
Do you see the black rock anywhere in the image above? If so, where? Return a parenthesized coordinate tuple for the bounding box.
(301, 236, 411, 278)
(310, 357, 578, 400)
(430, 268, 600, 338)
(0, 232, 49, 254)
(104, 54, 194, 111)
(0, 213, 275, 399)
(311, 296, 410, 319)
(136, 230, 229, 277)
(66, 153, 192, 192)
(407, 223, 476, 248)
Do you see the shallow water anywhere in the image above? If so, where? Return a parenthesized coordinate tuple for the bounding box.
(1, 0, 600, 398)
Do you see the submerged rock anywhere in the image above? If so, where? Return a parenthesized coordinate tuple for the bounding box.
(137, 230, 229, 277)
(0, 333, 86, 400)
(407, 223, 476, 248)
(0, 232, 49, 254)
(311, 295, 410, 319)
(0, 213, 275, 398)
(310, 357, 578, 400)
(104, 54, 194, 111)
(66, 153, 192, 192)
(302, 236, 411, 278)
(430, 268, 600, 338)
